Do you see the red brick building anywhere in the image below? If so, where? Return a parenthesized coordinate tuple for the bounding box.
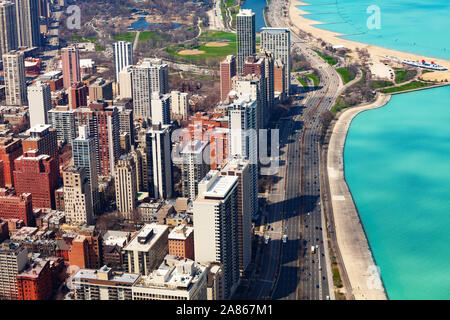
(187, 112, 229, 170)
(17, 259, 52, 300)
(13, 150, 59, 210)
(68, 82, 88, 109)
(0, 137, 23, 188)
(68, 228, 102, 269)
(168, 224, 194, 260)
(0, 189, 34, 226)
(220, 55, 236, 101)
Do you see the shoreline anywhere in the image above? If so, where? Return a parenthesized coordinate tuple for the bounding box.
(326, 93, 391, 300)
(288, 0, 450, 82)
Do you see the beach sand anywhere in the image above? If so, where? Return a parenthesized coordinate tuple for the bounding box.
(289, 0, 450, 82)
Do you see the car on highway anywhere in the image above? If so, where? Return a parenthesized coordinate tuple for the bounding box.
(282, 234, 288, 243)
(265, 235, 270, 244)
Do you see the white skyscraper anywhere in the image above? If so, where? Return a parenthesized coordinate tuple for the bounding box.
(181, 140, 210, 201)
(115, 154, 138, 218)
(220, 157, 252, 275)
(261, 28, 291, 94)
(63, 166, 94, 225)
(150, 92, 171, 126)
(170, 90, 189, 119)
(15, 0, 40, 48)
(145, 124, 172, 199)
(113, 41, 133, 83)
(4, 50, 27, 106)
(131, 58, 169, 119)
(0, 1, 18, 60)
(232, 74, 264, 131)
(228, 97, 259, 219)
(28, 81, 52, 127)
(193, 170, 240, 299)
(236, 9, 256, 74)
(118, 65, 133, 99)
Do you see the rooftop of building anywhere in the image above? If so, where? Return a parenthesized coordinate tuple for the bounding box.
(237, 8, 254, 17)
(199, 170, 238, 199)
(123, 223, 168, 252)
(102, 230, 132, 247)
(11, 227, 39, 241)
(168, 224, 193, 241)
(17, 258, 48, 279)
(133, 255, 206, 290)
(181, 140, 208, 155)
(73, 265, 140, 285)
(261, 27, 290, 34)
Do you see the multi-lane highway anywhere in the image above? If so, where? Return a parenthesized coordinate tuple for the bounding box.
(247, 0, 344, 300)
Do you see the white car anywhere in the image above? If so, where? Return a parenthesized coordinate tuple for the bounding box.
(282, 235, 288, 243)
(265, 235, 270, 244)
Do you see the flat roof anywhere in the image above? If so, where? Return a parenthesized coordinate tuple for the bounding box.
(123, 224, 168, 252)
(181, 140, 208, 155)
(202, 173, 237, 199)
(73, 268, 139, 284)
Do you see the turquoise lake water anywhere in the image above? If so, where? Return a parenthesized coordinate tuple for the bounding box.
(243, 0, 450, 299)
(344, 86, 450, 299)
(297, 0, 450, 60)
(288, 0, 450, 299)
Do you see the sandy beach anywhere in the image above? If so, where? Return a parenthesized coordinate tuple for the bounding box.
(289, 0, 450, 82)
(326, 94, 391, 300)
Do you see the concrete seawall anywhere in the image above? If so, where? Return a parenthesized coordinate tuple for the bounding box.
(326, 93, 391, 300)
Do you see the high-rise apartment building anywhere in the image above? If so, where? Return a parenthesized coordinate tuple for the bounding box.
(122, 223, 169, 276)
(228, 97, 259, 219)
(63, 166, 94, 225)
(118, 65, 133, 99)
(150, 92, 171, 126)
(261, 28, 291, 94)
(72, 265, 139, 300)
(22, 124, 58, 163)
(170, 91, 189, 120)
(0, 241, 28, 300)
(88, 78, 113, 103)
(244, 51, 274, 127)
(232, 74, 264, 131)
(113, 41, 133, 83)
(145, 124, 173, 199)
(115, 154, 138, 218)
(220, 55, 236, 101)
(181, 140, 209, 202)
(0, 188, 33, 226)
(131, 58, 169, 119)
(75, 102, 121, 176)
(72, 126, 99, 213)
(15, 0, 40, 48)
(132, 255, 207, 300)
(47, 105, 76, 145)
(236, 9, 255, 74)
(220, 157, 252, 275)
(0, 137, 22, 188)
(193, 170, 240, 299)
(28, 81, 52, 127)
(0, 1, 18, 60)
(61, 46, 81, 89)
(13, 150, 59, 210)
(4, 50, 27, 106)
(68, 82, 88, 109)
